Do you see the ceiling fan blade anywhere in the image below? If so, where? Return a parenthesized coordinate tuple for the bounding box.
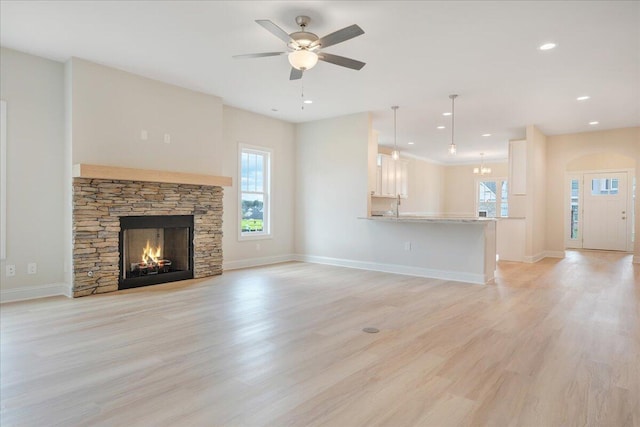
(310, 24, 364, 49)
(233, 52, 287, 59)
(318, 53, 366, 70)
(290, 68, 303, 80)
(256, 19, 295, 45)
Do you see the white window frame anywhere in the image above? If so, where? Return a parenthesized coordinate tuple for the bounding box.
(565, 173, 583, 248)
(238, 143, 272, 241)
(475, 177, 508, 218)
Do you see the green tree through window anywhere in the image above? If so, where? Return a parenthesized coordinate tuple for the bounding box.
(239, 145, 271, 237)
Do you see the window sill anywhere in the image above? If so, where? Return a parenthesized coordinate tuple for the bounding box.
(238, 234, 273, 242)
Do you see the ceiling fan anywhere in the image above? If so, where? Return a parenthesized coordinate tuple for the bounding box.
(233, 15, 366, 80)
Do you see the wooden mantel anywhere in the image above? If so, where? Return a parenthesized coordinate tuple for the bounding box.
(72, 164, 232, 187)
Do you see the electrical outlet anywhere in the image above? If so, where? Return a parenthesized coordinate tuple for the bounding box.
(27, 262, 37, 275)
(256, 243, 261, 251)
(140, 129, 148, 141)
(6, 264, 16, 277)
(164, 133, 171, 144)
(404, 241, 411, 251)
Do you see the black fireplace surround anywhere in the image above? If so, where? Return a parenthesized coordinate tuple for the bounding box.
(119, 215, 194, 290)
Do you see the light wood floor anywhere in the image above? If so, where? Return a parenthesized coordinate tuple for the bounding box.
(1, 251, 638, 426)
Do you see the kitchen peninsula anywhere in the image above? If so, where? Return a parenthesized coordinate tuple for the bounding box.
(359, 215, 497, 284)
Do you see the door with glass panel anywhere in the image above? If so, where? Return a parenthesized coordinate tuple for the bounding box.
(582, 172, 628, 251)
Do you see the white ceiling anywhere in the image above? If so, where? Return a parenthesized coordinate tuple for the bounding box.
(1, 1, 638, 163)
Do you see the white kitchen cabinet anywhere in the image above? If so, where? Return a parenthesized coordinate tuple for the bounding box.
(395, 159, 408, 198)
(373, 154, 408, 198)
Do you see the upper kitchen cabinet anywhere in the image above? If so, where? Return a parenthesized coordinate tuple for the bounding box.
(374, 154, 408, 198)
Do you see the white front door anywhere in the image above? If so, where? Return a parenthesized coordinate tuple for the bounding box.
(582, 172, 629, 251)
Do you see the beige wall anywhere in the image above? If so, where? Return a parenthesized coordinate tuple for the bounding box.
(526, 125, 547, 258)
(221, 106, 296, 267)
(443, 162, 508, 217)
(546, 127, 640, 259)
(69, 58, 223, 175)
(566, 152, 635, 171)
(402, 157, 446, 215)
(0, 48, 66, 291)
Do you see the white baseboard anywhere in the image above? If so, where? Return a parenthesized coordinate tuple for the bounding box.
(223, 254, 296, 271)
(293, 254, 492, 285)
(523, 251, 566, 263)
(544, 250, 566, 259)
(523, 253, 544, 263)
(1, 282, 72, 303)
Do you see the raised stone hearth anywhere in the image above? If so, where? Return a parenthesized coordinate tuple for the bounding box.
(72, 178, 223, 297)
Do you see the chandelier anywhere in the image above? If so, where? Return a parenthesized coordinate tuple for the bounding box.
(473, 153, 492, 175)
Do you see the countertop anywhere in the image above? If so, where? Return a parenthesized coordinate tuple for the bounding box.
(359, 215, 497, 224)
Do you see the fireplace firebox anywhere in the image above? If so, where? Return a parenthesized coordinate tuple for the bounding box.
(119, 215, 194, 290)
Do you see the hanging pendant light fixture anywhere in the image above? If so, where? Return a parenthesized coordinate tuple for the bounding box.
(391, 106, 400, 160)
(473, 153, 492, 175)
(448, 94, 458, 155)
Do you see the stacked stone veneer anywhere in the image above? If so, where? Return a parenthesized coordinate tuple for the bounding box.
(73, 178, 223, 297)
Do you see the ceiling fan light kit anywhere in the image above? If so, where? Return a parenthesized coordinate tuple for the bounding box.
(288, 50, 318, 71)
(234, 15, 366, 80)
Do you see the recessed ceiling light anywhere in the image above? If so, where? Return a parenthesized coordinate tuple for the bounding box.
(407, 142, 415, 145)
(443, 112, 452, 116)
(437, 126, 445, 129)
(577, 96, 590, 101)
(482, 133, 491, 137)
(539, 42, 557, 51)
(589, 121, 599, 125)
(303, 100, 313, 104)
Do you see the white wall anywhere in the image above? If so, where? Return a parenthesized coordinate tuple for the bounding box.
(0, 48, 66, 294)
(69, 58, 223, 175)
(545, 127, 639, 260)
(295, 113, 371, 258)
(1, 50, 298, 301)
(221, 106, 296, 269)
(295, 113, 495, 283)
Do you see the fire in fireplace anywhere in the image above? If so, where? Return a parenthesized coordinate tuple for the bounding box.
(129, 240, 173, 277)
(119, 215, 194, 289)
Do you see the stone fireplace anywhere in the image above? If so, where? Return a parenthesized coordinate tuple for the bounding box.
(72, 164, 230, 297)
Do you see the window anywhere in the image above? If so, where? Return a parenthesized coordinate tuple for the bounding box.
(239, 145, 271, 239)
(477, 179, 508, 218)
(591, 178, 619, 195)
(570, 178, 580, 239)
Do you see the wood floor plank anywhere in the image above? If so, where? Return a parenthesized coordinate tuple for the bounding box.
(1, 250, 638, 426)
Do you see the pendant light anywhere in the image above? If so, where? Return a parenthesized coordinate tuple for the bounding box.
(473, 153, 492, 175)
(391, 106, 400, 160)
(448, 94, 458, 155)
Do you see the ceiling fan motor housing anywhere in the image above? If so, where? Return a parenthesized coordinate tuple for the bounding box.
(289, 31, 319, 49)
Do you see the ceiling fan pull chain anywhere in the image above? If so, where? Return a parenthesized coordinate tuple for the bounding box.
(301, 82, 305, 110)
